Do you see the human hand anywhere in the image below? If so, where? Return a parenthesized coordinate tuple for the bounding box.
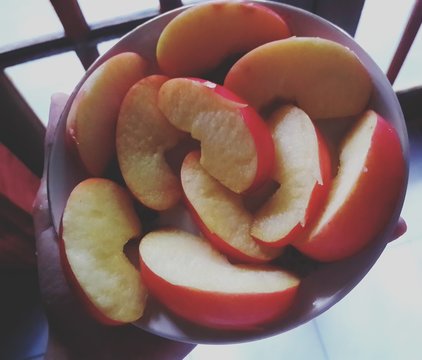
(391, 216, 407, 241)
(32, 93, 406, 359)
(33, 93, 195, 360)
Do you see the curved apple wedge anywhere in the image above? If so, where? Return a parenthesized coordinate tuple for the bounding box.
(181, 151, 283, 263)
(294, 110, 406, 262)
(156, 1, 290, 77)
(61, 178, 147, 325)
(158, 77, 274, 194)
(139, 229, 300, 330)
(67, 52, 148, 176)
(252, 105, 332, 247)
(116, 75, 186, 211)
(224, 37, 372, 119)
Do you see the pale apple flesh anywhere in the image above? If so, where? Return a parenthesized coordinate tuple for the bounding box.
(139, 229, 300, 329)
(66, 52, 148, 176)
(61, 178, 147, 324)
(251, 105, 332, 247)
(116, 75, 186, 211)
(158, 77, 274, 194)
(181, 151, 283, 263)
(294, 110, 406, 262)
(224, 37, 372, 119)
(156, 1, 291, 77)
(59, 0, 405, 333)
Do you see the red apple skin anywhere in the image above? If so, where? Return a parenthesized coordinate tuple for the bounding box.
(224, 37, 372, 120)
(66, 52, 148, 176)
(181, 151, 282, 263)
(58, 226, 123, 326)
(190, 78, 275, 193)
(303, 130, 334, 231)
(59, 178, 145, 325)
(140, 258, 299, 330)
(294, 112, 406, 262)
(182, 191, 281, 265)
(183, 196, 279, 264)
(255, 130, 333, 248)
(156, 2, 291, 77)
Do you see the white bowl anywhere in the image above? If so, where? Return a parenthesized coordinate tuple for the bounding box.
(47, 0, 409, 344)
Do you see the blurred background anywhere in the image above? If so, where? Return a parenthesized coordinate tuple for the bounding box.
(1, 0, 422, 125)
(1, 0, 421, 359)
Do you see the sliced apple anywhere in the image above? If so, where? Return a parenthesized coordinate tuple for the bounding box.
(116, 75, 186, 211)
(61, 178, 147, 324)
(67, 52, 148, 176)
(158, 77, 274, 194)
(139, 229, 300, 329)
(251, 105, 332, 247)
(181, 151, 283, 263)
(156, 1, 291, 77)
(224, 37, 372, 119)
(294, 110, 406, 262)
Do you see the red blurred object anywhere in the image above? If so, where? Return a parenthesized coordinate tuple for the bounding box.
(0, 144, 39, 268)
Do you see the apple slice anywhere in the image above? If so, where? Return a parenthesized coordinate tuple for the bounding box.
(251, 105, 332, 247)
(156, 1, 290, 77)
(61, 178, 147, 324)
(116, 75, 186, 211)
(181, 151, 283, 263)
(224, 37, 372, 119)
(294, 110, 406, 262)
(158, 77, 274, 194)
(67, 52, 148, 176)
(139, 229, 300, 329)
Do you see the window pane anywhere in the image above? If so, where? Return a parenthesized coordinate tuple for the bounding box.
(394, 27, 422, 91)
(354, 0, 415, 73)
(183, 0, 203, 5)
(98, 39, 120, 55)
(5, 52, 85, 125)
(78, 0, 158, 24)
(0, 0, 64, 48)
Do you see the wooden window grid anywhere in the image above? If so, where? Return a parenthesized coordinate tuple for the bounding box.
(0, 0, 421, 178)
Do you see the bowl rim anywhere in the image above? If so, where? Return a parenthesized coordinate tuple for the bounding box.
(47, 0, 409, 345)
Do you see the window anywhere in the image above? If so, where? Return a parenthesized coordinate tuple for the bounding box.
(1, 0, 420, 174)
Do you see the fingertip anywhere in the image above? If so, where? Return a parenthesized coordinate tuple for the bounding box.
(390, 217, 407, 242)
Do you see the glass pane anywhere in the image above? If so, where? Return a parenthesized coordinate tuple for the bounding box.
(78, 0, 158, 24)
(0, 0, 64, 49)
(5, 52, 85, 126)
(98, 39, 120, 55)
(394, 27, 422, 91)
(354, 0, 415, 73)
(183, 0, 203, 4)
